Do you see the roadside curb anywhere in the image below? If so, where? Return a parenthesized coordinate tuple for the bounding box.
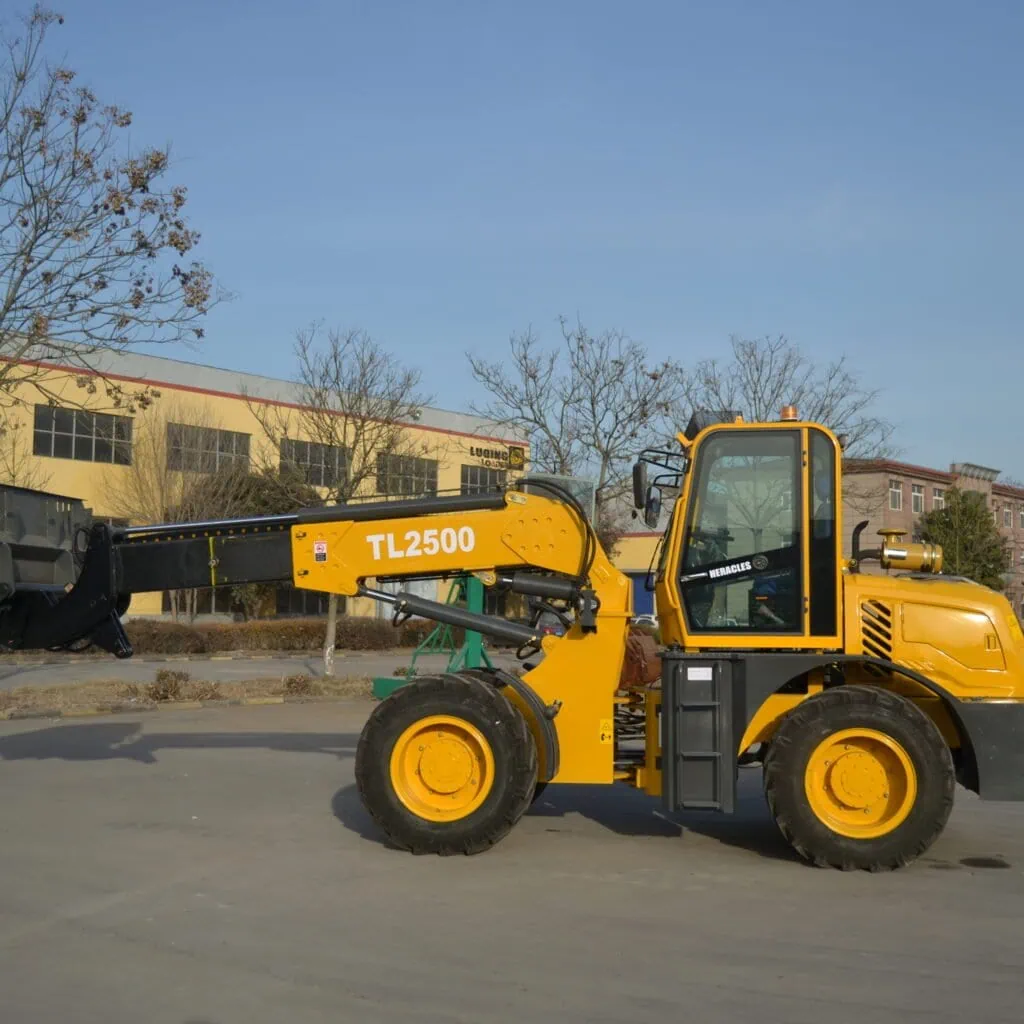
(0, 693, 372, 722)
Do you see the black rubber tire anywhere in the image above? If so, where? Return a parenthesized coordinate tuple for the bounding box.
(763, 685, 955, 871)
(459, 667, 552, 805)
(355, 672, 537, 855)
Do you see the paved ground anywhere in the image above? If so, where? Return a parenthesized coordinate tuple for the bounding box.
(0, 652, 517, 690)
(1, 701, 1023, 1024)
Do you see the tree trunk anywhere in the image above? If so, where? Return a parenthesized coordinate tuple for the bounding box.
(324, 592, 338, 677)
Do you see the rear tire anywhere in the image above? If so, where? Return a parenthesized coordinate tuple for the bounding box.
(355, 672, 537, 855)
(763, 685, 954, 871)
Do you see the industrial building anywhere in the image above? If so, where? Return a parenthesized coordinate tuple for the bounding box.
(2, 349, 528, 619)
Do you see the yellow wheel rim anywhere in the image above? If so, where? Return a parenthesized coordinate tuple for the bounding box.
(804, 728, 917, 839)
(389, 715, 495, 823)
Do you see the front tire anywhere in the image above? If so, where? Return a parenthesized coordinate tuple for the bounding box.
(355, 672, 537, 855)
(764, 685, 955, 871)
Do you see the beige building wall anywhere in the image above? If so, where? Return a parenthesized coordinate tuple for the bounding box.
(2, 351, 528, 620)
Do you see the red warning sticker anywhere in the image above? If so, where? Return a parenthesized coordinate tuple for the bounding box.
(313, 540, 328, 563)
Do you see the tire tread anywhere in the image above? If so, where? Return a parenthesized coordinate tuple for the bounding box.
(763, 685, 955, 871)
(355, 671, 537, 855)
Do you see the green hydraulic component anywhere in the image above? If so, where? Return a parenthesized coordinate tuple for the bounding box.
(372, 575, 491, 699)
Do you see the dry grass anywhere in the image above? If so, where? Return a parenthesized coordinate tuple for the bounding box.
(0, 672, 373, 717)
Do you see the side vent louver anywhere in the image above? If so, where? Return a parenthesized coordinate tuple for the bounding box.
(860, 599, 893, 675)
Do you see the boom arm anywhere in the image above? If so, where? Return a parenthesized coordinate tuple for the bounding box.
(0, 489, 620, 659)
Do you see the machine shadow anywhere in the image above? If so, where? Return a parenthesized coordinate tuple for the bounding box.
(330, 784, 398, 848)
(331, 770, 799, 863)
(0, 720, 361, 765)
(526, 769, 799, 863)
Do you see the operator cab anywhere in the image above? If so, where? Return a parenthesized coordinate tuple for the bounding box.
(634, 409, 843, 650)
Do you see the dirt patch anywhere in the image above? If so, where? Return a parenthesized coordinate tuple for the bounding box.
(0, 673, 373, 717)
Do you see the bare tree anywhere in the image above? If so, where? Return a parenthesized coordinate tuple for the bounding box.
(0, 6, 217, 409)
(107, 397, 226, 620)
(469, 317, 687, 554)
(175, 464, 322, 620)
(684, 335, 894, 459)
(109, 396, 323, 621)
(108, 397, 207, 525)
(246, 324, 425, 671)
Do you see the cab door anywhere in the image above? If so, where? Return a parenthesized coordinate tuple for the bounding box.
(660, 424, 842, 651)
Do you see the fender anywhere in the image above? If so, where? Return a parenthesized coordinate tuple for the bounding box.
(466, 667, 560, 784)
(830, 655, 1024, 801)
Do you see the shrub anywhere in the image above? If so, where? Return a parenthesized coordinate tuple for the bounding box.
(283, 673, 319, 696)
(97, 614, 520, 658)
(147, 669, 190, 702)
(126, 620, 208, 654)
(121, 616, 401, 655)
(184, 680, 222, 702)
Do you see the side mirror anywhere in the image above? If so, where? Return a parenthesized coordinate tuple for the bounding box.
(632, 462, 648, 510)
(643, 485, 662, 529)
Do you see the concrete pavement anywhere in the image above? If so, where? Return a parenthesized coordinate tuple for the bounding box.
(1, 700, 1023, 1024)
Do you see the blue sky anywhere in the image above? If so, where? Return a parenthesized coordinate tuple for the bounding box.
(39, 0, 1023, 476)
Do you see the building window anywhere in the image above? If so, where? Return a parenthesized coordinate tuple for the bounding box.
(911, 485, 924, 514)
(1005, 507, 1013, 528)
(32, 405, 132, 465)
(376, 453, 438, 496)
(275, 585, 343, 618)
(1020, 508, 1024, 530)
(889, 479, 903, 511)
(460, 464, 506, 495)
(166, 424, 250, 473)
(280, 438, 348, 489)
(933, 488, 945, 510)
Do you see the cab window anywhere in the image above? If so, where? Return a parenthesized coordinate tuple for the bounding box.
(680, 430, 802, 633)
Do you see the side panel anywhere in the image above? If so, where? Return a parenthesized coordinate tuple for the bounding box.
(291, 493, 593, 596)
(843, 573, 1024, 700)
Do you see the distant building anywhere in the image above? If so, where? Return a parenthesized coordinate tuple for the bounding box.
(843, 458, 1024, 619)
(2, 349, 528, 620)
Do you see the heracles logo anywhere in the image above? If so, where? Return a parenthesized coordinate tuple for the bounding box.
(709, 560, 752, 580)
(752, 555, 769, 571)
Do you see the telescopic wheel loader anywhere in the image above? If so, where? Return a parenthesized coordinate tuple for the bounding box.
(3, 408, 1024, 870)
